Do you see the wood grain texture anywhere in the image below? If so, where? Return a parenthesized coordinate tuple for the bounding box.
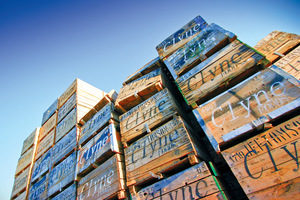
(39, 112, 56, 141)
(11, 167, 31, 198)
(15, 146, 35, 176)
(21, 127, 39, 156)
(35, 128, 55, 160)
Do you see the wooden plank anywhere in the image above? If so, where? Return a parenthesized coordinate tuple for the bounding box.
(79, 102, 119, 145)
(77, 123, 122, 176)
(48, 151, 76, 197)
(28, 174, 48, 200)
(193, 65, 300, 152)
(254, 31, 300, 64)
(15, 146, 35, 176)
(120, 88, 177, 145)
(57, 92, 76, 123)
(58, 79, 77, 109)
(11, 167, 31, 199)
(274, 45, 300, 79)
(35, 128, 55, 160)
(21, 127, 39, 155)
(165, 23, 236, 77)
(116, 68, 164, 112)
(41, 98, 58, 125)
(156, 15, 207, 59)
(51, 183, 76, 200)
(52, 127, 77, 166)
(56, 107, 77, 143)
(13, 191, 26, 200)
(39, 112, 57, 141)
(31, 148, 52, 183)
(77, 154, 126, 200)
(177, 39, 268, 106)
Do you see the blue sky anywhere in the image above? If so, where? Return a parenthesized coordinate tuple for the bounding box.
(1, 0, 299, 199)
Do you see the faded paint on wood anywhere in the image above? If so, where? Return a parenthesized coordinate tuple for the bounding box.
(77, 124, 122, 176)
(58, 79, 77, 109)
(52, 127, 77, 165)
(274, 45, 300, 79)
(57, 92, 76, 123)
(156, 16, 207, 59)
(21, 127, 39, 156)
(31, 148, 52, 183)
(15, 147, 35, 176)
(35, 128, 55, 160)
(120, 88, 177, 145)
(48, 151, 76, 197)
(11, 167, 31, 198)
(165, 23, 236, 77)
(51, 183, 76, 200)
(56, 107, 77, 143)
(77, 154, 126, 200)
(39, 112, 57, 141)
(254, 31, 300, 63)
(14, 191, 26, 200)
(28, 174, 48, 200)
(193, 66, 300, 152)
(41, 98, 58, 125)
(177, 39, 268, 106)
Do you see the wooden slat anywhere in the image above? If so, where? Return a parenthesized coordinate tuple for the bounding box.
(13, 191, 26, 200)
(120, 88, 177, 145)
(48, 151, 76, 197)
(11, 167, 31, 199)
(31, 148, 52, 183)
(35, 128, 55, 160)
(177, 39, 268, 106)
(51, 183, 76, 200)
(58, 79, 77, 109)
(156, 15, 207, 59)
(77, 154, 126, 200)
(274, 45, 300, 79)
(15, 146, 35, 176)
(165, 23, 236, 77)
(193, 65, 300, 152)
(39, 112, 57, 141)
(28, 174, 48, 200)
(56, 107, 77, 143)
(41, 98, 58, 125)
(254, 31, 300, 64)
(21, 127, 39, 156)
(57, 92, 76, 123)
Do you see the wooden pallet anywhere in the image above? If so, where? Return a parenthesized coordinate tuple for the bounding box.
(193, 65, 300, 152)
(77, 154, 127, 200)
(51, 183, 76, 200)
(15, 146, 35, 177)
(39, 112, 57, 142)
(177, 39, 269, 108)
(41, 98, 58, 126)
(20, 128, 39, 156)
(56, 107, 77, 143)
(221, 115, 300, 199)
(11, 167, 31, 199)
(12, 191, 26, 200)
(57, 92, 77, 123)
(35, 128, 55, 161)
(28, 173, 48, 200)
(31, 148, 52, 184)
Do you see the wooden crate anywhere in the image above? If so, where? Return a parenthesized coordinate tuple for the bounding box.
(48, 151, 76, 197)
(11, 167, 31, 199)
(13, 191, 26, 200)
(41, 98, 58, 126)
(39, 112, 56, 142)
(274, 45, 300, 79)
(51, 183, 76, 200)
(193, 65, 300, 152)
(15, 146, 35, 176)
(35, 128, 55, 160)
(28, 173, 48, 200)
(177, 39, 269, 108)
(254, 31, 300, 64)
(57, 92, 76, 123)
(164, 23, 236, 78)
(21, 127, 39, 156)
(79, 102, 119, 146)
(77, 123, 122, 177)
(115, 68, 164, 113)
(77, 154, 127, 200)
(125, 116, 210, 188)
(221, 115, 300, 199)
(56, 107, 77, 143)
(31, 148, 52, 183)
(156, 15, 207, 59)
(52, 127, 78, 166)
(120, 88, 178, 147)
(132, 161, 228, 200)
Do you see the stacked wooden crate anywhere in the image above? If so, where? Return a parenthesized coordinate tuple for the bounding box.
(11, 128, 40, 200)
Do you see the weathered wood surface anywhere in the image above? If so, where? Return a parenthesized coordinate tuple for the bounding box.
(28, 174, 48, 200)
(193, 65, 300, 152)
(48, 151, 76, 197)
(11, 167, 31, 199)
(31, 148, 52, 183)
(58, 79, 77, 109)
(116, 68, 164, 112)
(77, 154, 126, 200)
(39, 112, 56, 141)
(221, 115, 300, 196)
(52, 127, 77, 166)
(21, 127, 39, 156)
(165, 23, 236, 77)
(254, 31, 300, 64)
(15, 146, 35, 176)
(120, 88, 178, 146)
(14, 191, 26, 200)
(125, 116, 208, 187)
(41, 98, 58, 125)
(177, 39, 268, 107)
(79, 102, 119, 145)
(57, 92, 76, 123)
(51, 183, 76, 200)
(133, 162, 227, 200)
(35, 128, 55, 160)
(123, 57, 162, 85)
(156, 15, 207, 59)
(77, 123, 122, 176)
(56, 107, 77, 143)
(274, 45, 300, 79)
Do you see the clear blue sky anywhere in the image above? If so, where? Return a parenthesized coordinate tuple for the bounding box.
(1, 0, 299, 199)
